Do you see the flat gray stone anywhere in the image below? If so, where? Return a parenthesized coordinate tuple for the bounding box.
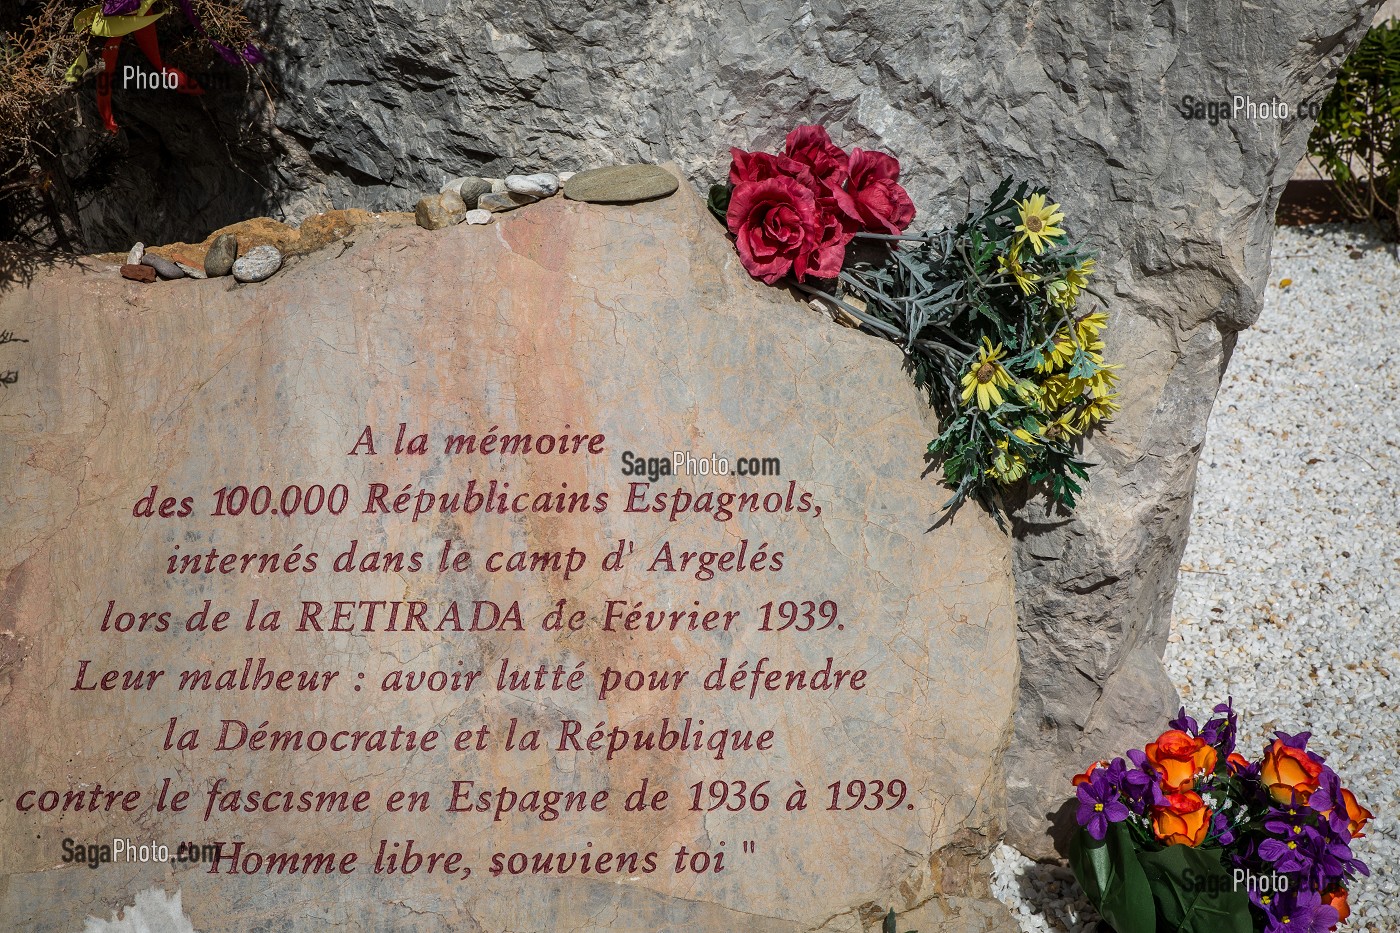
(563, 164, 678, 204)
(140, 253, 186, 280)
(203, 234, 237, 277)
(505, 173, 559, 197)
(477, 190, 537, 213)
(231, 245, 283, 283)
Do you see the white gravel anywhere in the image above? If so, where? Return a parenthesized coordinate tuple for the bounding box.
(993, 223, 1400, 932)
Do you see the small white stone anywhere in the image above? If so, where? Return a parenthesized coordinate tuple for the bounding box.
(488, 178, 506, 194)
(126, 242, 144, 265)
(557, 171, 575, 182)
(505, 173, 559, 198)
(464, 209, 492, 225)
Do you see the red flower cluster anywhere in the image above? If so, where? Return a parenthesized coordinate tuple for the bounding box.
(725, 126, 916, 284)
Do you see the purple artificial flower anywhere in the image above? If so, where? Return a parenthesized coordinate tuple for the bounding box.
(1259, 829, 1317, 875)
(1122, 748, 1167, 814)
(1211, 810, 1236, 847)
(101, 0, 143, 14)
(1076, 767, 1129, 840)
(1275, 730, 1328, 768)
(1302, 830, 1368, 890)
(1309, 769, 1354, 839)
(1258, 889, 1340, 933)
(241, 43, 266, 65)
(210, 41, 240, 65)
(1200, 697, 1239, 756)
(1169, 706, 1200, 736)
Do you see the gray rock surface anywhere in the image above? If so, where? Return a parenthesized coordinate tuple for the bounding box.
(70, 0, 1382, 861)
(203, 234, 238, 278)
(231, 244, 283, 283)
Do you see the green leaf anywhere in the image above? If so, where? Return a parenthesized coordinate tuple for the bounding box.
(1136, 845, 1252, 933)
(706, 183, 731, 224)
(1069, 823, 1156, 933)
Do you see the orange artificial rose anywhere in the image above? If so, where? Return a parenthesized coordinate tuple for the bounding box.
(1259, 738, 1324, 804)
(1226, 752, 1251, 774)
(1071, 760, 1106, 787)
(1145, 729, 1218, 792)
(1151, 790, 1211, 847)
(1340, 788, 1374, 838)
(1322, 886, 1350, 926)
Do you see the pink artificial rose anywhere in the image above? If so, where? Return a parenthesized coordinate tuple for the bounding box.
(783, 125, 850, 187)
(795, 192, 860, 280)
(726, 176, 824, 284)
(846, 147, 916, 234)
(728, 148, 810, 186)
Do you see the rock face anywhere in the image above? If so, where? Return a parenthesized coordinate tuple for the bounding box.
(0, 180, 1019, 932)
(61, 0, 1381, 861)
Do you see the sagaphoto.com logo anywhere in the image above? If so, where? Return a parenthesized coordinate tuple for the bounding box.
(1176, 93, 1327, 126)
(60, 836, 222, 869)
(619, 449, 781, 482)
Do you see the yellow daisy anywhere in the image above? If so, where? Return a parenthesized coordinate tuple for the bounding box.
(1036, 328, 1077, 373)
(1037, 411, 1081, 441)
(1073, 389, 1121, 432)
(1066, 257, 1096, 293)
(997, 246, 1040, 295)
(1087, 361, 1121, 397)
(960, 338, 1016, 411)
(987, 438, 1029, 483)
(1015, 192, 1066, 255)
(1074, 310, 1109, 346)
(1046, 277, 1074, 308)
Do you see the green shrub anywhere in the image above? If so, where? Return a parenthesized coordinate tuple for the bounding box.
(1308, 19, 1400, 236)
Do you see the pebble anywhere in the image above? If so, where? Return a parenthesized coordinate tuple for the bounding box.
(477, 191, 537, 213)
(464, 209, 492, 225)
(140, 253, 186, 280)
(231, 245, 282, 283)
(558, 171, 575, 182)
(175, 261, 206, 280)
(488, 178, 506, 194)
(119, 263, 156, 283)
(563, 163, 678, 203)
(203, 233, 237, 277)
(505, 173, 559, 198)
(415, 190, 466, 230)
(441, 176, 493, 205)
(126, 242, 144, 266)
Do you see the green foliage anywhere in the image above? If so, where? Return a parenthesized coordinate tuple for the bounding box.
(1070, 825, 1253, 933)
(881, 907, 915, 933)
(1069, 823, 1157, 933)
(1308, 19, 1400, 235)
(796, 178, 1117, 518)
(1137, 845, 1253, 933)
